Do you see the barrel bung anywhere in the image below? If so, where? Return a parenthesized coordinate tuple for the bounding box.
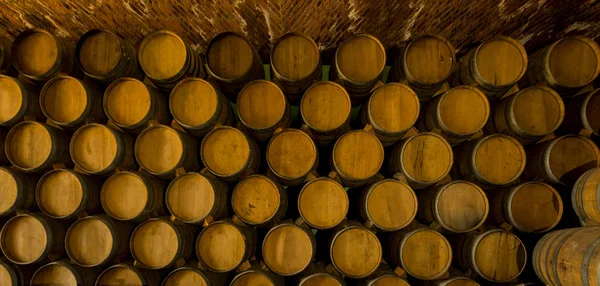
(196, 220, 256, 272)
(101, 171, 166, 221)
(358, 179, 417, 232)
(330, 222, 381, 278)
(263, 222, 316, 276)
(201, 126, 260, 182)
(237, 80, 290, 141)
(166, 172, 228, 224)
(0, 75, 43, 127)
(36, 169, 99, 219)
(298, 177, 348, 230)
(130, 218, 195, 269)
(0, 166, 34, 217)
(232, 175, 287, 226)
(332, 130, 384, 187)
(95, 262, 160, 286)
(266, 128, 318, 186)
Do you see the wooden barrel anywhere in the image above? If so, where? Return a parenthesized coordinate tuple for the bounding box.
(456, 134, 526, 187)
(332, 130, 384, 188)
(169, 77, 233, 137)
(0, 75, 43, 127)
(135, 124, 199, 179)
(11, 28, 77, 84)
(76, 29, 143, 84)
(270, 32, 322, 104)
(0, 166, 35, 217)
(138, 30, 205, 90)
(331, 34, 386, 104)
(425, 275, 480, 286)
(104, 77, 169, 133)
(65, 215, 131, 267)
(0, 257, 34, 286)
(329, 221, 381, 279)
(31, 260, 98, 286)
(390, 35, 455, 100)
(35, 169, 99, 219)
(95, 262, 160, 286)
(0, 129, 7, 165)
(40, 75, 105, 129)
(166, 172, 228, 224)
(200, 126, 260, 182)
(266, 128, 318, 186)
(360, 83, 420, 147)
(263, 222, 316, 276)
(130, 217, 195, 269)
(101, 171, 166, 222)
(525, 134, 600, 185)
(297, 263, 345, 286)
(0, 35, 12, 74)
(298, 177, 349, 230)
(205, 32, 264, 99)
(358, 179, 417, 232)
(196, 220, 256, 272)
(0, 213, 65, 265)
(163, 266, 227, 286)
(230, 263, 284, 286)
(419, 181, 488, 233)
(232, 174, 287, 227)
(458, 36, 527, 99)
(300, 81, 352, 146)
(5, 121, 71, 173)
(453, 229, 526, 282)
(388, 132, 453, 189)
(361, 273, 410, 286)
(572, 168, 600, 225)
(525, 36, 600, 93)
(558, 88, 600, 136)
(237, 80, 291, 142)
(70, 123, 135, 175)
(424, 86, 490, 145)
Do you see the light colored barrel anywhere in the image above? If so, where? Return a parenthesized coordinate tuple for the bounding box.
(95, 262, 160, 286)
(425, 275, 480, 286)
(358, 179, 417, 232)
(263, 222, 316, 276)
(270, 32, 322, 104)
(558, 88, 600, 136)
(360, 83, 420, 146)
(0, 257, 33, 286)
(0, 36, 12, 74)
(135, 124, 199, 179)
(362, 273, 410, 286)
(389, 228, 451, 280)
(0, 213, 65, 265)
(297, 263, 345, 286)
(298, 177, 348, 230)
(456, 134, 526, 187)
(458, 36, 527, 99)
(237, 80, 291, 142)
(0, 166, 35, 217)
(101, 171, 166, 222)
(525, 134, 600, 186)
(200, 126, 260, 182)
(388, 132, 453, 189)
(332, 130, 384, 188)
(163, 266, 226, 286)
(300, 81, 352, 146)
(5, 121, 71, 173)
(0, 75, 43, 127)
(138, 30, 205, 90)
(31, 260, 98, 286)
(70, 123, 134, 175)
(266, 128, 319, 186)
(196, 220, 256, 272)
(166, 172, 228, 224)
(130, 218, 195, 269)
(424, 86, 490, 145)
(35, 169, 99, 219)
(104, 77, 169, 133)
(330, 222, 381, 279)
(230, 264, 284, 286)
(232, 174, 287, 226)
(76, 29, 143, 83)
(572, 168, 600, 225)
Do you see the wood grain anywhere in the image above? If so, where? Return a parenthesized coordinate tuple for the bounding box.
(138, 30, 187, 80)
(197, 222, 248, 272)
(299, 178, 348, 229)
(232, 175, 285, 226)
(201, 126, 254, 179)
(237, 80, 287, 131)
(96, 265, 144, 286)
(263, 223, 314, 276)
(77, 30, 121, 76)
(0, 168, 18, 216)
(104, 77, 153, 128)
(36, 169, 83, 218)
(398, 229, 452, 280)
(0, 215, 47, 264)
(301, 81, 351, 132)
(207, 33, 254, 80)
(361, 179, 417, 231)
(131, 219, 180, 269)
(65, 217, 113, 266)
(267, 129, 317, 185)
(163, 268, 209, 286)
(167, 172, 225, 224)
(31, 263, 78, 286)
(404, 35, 454, 84)
(331, 226, 381, 278)
(332, 130, 383, 186)
(271, 33, 319, 81)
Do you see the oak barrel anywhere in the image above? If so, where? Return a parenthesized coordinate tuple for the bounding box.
(232, 174, 287, 227)
(31, 260, 98, 286)
(358, 178, 417, 232)
(0, 129, 7, 165)
(425, 275, 480, 286)
(0, 75, 43, 127)
(230, 263, 284, 286)
(166, 172, 228, 224)
(0, 35, 12, 74)
(263, 222, 316, 276)
(101, 171, 166, 222)
(163, 265, 226, 286)
(35, 169, 99, 219)
(95, 262, 160, 286)
(572, 168, 600, 225)
(558, 88, 600, 136)
(361, 273, 410, 286)
(196, 219, 256, 273)
(298, 177, 349, 230)
(201, 126, 260, 182)
(0, 166, 35, 217)
(330, 221, 382, 279)
(0, 257, 33, 286)
(297, 263, 345, 286)
(332, 130, 384, 188)
(266, 128, 319, 186)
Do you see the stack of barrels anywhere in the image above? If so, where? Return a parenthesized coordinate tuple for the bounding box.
(0, 26, 598, 286)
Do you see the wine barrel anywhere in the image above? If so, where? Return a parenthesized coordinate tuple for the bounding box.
(330, 221, 381, 279)
(200, 126, 260, 182)
(458, 36, 527, 99)
(425, 275, 480, 286)
(558, 88, 600, 136)
(0, 213, 65, 265)
(360, 83, 420, 147)
(419, 181, 489, 233)
(263, 222, 316, 276)
(331, 34, 386, 104)
(0, 166, 35, 217)
(196, 220, 256, 273)
(130, 217, 195, 269)
(96, 262, 160, 286)
(205, 32, 264, 100)
(332, 130, 384, 188)
(0, 75, 43, 127)
(525, 134, 600, 185)
(65, 215, 131, 267)
(266, 128, 319, 186)
(361, 273, 410, 286)
(572, 168, 600, 225)
(104, 77, 169, 134)
(169, 77, 233, 137)
(31, 260, 98, 286)
(232, 175, 287, 226)
(388, 132, 453, 189)
(297, 263, 345, 286)
(0, 35, 12, 74)
(525, 36, 600, 93)
(358, 178, 417, 232)
(5, 121, 71, 173)
(0, 257, 34, 286)
(166, 172, 228, 224)
(300, 81, 352, 146)
(298, 177, 349, 230)
(138, 30, 205, 90)
(163, 265, 227, 286)
(35, 169, 100, 219)
(423, 86, 490, 145)
(456, 134, 526, 187)
(101, 171, 166, 222)
(390, 35, 455, 100)
(70, 123, 135, 175)
(11, 28, 77, 84)
(76, 29, 143, 84)
(270, 32, 322, 104)
(453, 229, 526, 282)
(237, 80, 291, 142)
(135, 124, 199, 179)
(230, 263, 284, 286)
(0, 129, 7, 165)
